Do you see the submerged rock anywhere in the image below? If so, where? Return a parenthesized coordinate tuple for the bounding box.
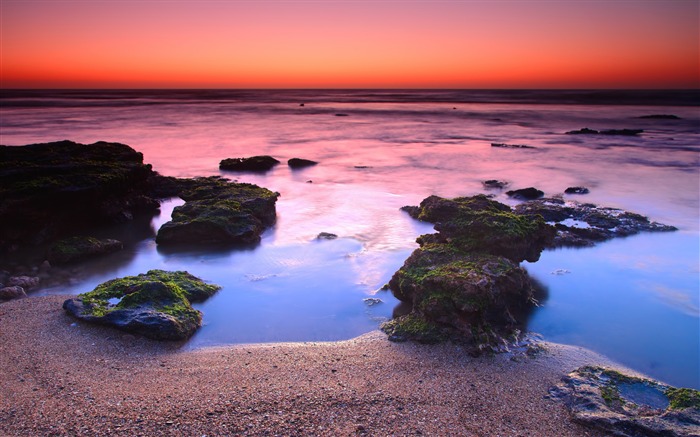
(155, 176, 279, 246)
(506, 187, 545, 200)
(288, 158, 318, 169)
(482, 180, 509, 189)
(514, 197, 677, 247)
(385, 195, 555, 350)
(566, 128, 643, 136)
(491, 143, 536, 149)
(62, 270, 220, 340)
(549, 366, 700, 437)
(47, 236, 123, 265)
(0, 140, 161, 253)
(219, 155, 280, 172)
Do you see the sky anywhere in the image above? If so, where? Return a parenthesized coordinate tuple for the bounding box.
(1, 0, 698, 89)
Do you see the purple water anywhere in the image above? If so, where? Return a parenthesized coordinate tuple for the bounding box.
(1, 90, 698, 388)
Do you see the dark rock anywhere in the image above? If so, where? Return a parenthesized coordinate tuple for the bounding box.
(491, 143, 536, 149)
(638, 114, 681, 119)
(7, 276, 40, 289)
(288, 158, 318, 169)
(0, 140, 161, 252)
(316, 232, 338, 240)
(0, 286, 26, 301)
(155, 176, 279, 246)
(482, 180, 509, 189)
(47, 236, 123, 265)
(566, 128, 643, 136)
(62, 270, 220, 340)
(564, 187, 590, 195)
(549, 366, 700, 437)
(506, 187, 544, 200)
(515, 197, 677, 248)
(335, 113, 349, 117)
(219, 156, 280, 172)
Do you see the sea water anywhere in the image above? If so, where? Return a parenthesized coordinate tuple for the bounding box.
(1, 89, 698, 388)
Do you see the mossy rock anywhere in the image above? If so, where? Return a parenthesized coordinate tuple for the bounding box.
(380, 314, 448, 344)
(47, 236, 123, 265)
(62, 270, 220, 340)
(401, 194, 554, 262)
(550, 366, 700, 436)
(156, 177, 279, 246)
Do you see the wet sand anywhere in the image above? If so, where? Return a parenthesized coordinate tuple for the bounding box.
(0, 296, 614, 436)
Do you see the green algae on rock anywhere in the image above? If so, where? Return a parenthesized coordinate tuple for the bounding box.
(383, 195, 554, 350)
(550, 366, 700, 436)
(155, 176, 279, 246)
(63, 270, 221, 340)
(47, 236, 123, 265)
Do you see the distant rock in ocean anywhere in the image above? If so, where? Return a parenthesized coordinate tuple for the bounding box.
(506, 187, 544, 200)
(564, 186, 589, 195)
(219, 155, 280, 172)
(491, 142, 536, 149)
(638, 114, 680, 119)
(566, 128, 643, 136)
(288, 158, 318, 169)
(482, 180, 509, 189)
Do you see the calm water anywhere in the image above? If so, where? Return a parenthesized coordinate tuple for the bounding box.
(1, 90, 698, 389)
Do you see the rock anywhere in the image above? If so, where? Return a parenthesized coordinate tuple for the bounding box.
(638, 114, 681, 119)
(316, 232, 338, 240)
(506, 187, 544, 200)
(288, 158, 318, 169)
(62, 270, 220, 340)
(482, 180, 509, 189)
(384, 195, 554, 350)
(219, 156, 280, 172)
(7, 276, 40, 289)
(514, 197, 677, 248)
(491, 143, 536, 149)
(566, 128, 643, 136)
(0, 286, 26, 300)
(549, 366, 700, 437)
(47, 236, 123, 265)
(0, 140, 161, 253)
(564, 186, 589, 195)
(363, 298, 383, 306)
(155, 177, 279, 246)
(335, 113, 349, 117)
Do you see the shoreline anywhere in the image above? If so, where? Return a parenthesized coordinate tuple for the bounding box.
(0, 296, 628, 436)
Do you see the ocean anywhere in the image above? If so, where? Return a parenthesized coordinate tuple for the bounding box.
(1, 89, 698, 389)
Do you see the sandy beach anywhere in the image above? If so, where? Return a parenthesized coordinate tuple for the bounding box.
(0, 296, 619, 436)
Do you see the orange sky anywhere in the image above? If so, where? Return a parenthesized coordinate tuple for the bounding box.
(1, 1, 698, 88)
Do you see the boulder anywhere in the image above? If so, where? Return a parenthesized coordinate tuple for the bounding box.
(7, 276, 40, 289)
(549, 366, 700, 437)
(219, 156, 280, 172)
(482, 180, 509, 189)
(316, 232, 338, 240)
(156, 177, 279, 246)
(506, 187, 544, 200)
(288, 158, 318, 169)
(0, 140, 161, 253)
(0, 286, 26, 301)
(514, 197, 677, 248)
(62, 270, 220, 340)
(47, 236, 123, 265)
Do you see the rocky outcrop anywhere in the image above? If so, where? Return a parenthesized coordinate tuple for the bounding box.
(155, 176, 279, 246)
(0, 140, 161, 253)
(514, 197, 677, 247)
(566, 128, 643, 136)
(219, 156, 280, 172)
(63, 270, 220, 340)
(47, 236, 123, 265)
(549, 366, 700, 437)
(0, 286, 26, 301)
(383, 195, 554, 350)
(506, 187, 544, 200)
(288, 158, 318, 169)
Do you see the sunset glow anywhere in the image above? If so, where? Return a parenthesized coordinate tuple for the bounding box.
(1, 1, 698, 89)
